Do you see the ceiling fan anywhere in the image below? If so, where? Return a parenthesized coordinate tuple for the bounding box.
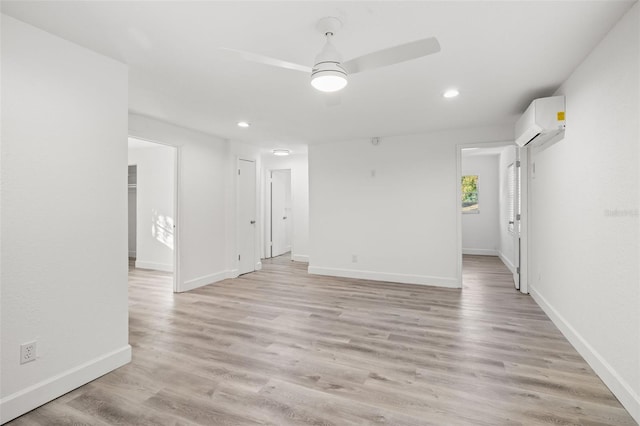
(221, 17, 441, 95)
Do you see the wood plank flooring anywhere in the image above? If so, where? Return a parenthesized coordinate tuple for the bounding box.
(7, 255, 636, 425)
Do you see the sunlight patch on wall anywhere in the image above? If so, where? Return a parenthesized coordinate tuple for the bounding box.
(152, 209, 174, 250)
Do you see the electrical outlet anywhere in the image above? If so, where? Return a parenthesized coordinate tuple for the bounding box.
(20, 341, 37, 364)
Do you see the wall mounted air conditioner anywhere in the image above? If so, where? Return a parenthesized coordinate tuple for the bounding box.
(515, 95, 566, 147)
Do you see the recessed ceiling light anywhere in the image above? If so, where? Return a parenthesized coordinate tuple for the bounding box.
(443, 89, 460, 98)
(237, 121, 250, 128)
(272, 149, 291, 156)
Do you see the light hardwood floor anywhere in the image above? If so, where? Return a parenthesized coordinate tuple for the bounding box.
(7, 255, 635, 425)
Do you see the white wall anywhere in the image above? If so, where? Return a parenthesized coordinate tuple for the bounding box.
(128, 142, 175, 272)
(262, 152, 310, 262)
(0, 15, 130, 423)
(128, 113, 229, 291)
(461, 154, 499, 255)
(498, 146, 517, 272)
(528, 4, 639, 422)
(309, 126, 513, 287)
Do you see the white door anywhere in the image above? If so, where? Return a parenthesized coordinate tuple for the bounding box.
(516, 147, 529, 294)
(270, 170, 291, 257)
(512, 159, 520, 289)
(238, 159, 256, 275)
(512, 148, 525, 291)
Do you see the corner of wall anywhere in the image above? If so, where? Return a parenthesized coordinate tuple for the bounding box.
(292, 254, 309, 263)
(180, 270, 229, 292)
(0, 346, 131, 424)
(530, 287, 640, 422)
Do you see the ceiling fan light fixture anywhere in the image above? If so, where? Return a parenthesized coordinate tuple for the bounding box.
(311, 62, 348, 92)
(311, 73, 348, 92)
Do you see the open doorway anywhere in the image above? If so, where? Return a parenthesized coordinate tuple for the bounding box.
(268, 169, 292, 259)
(128, 137, 179, 292)
(128, 165, 138, 260)
(458, 143, 527, 293)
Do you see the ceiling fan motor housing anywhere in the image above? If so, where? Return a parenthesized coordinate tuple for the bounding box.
(311, 60, 347, 78)
(313, 34, 346, 73)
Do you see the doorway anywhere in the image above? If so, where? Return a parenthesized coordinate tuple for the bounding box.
(128, 165, 137, 260)
(457, 142, 527, 293)
(128, 137, 179, 292)
(268, 169, 292, 259)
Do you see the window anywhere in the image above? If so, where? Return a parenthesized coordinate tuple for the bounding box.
(461, 175, 479, 213)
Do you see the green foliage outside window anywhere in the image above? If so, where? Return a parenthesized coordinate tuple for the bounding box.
(462, 175, 479, 212)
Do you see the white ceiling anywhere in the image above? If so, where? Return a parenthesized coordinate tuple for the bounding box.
(2, 1, 635, 150)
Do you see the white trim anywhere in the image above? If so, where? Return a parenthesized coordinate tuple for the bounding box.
(462, 248, 498, 256)
(497, 250, 516, 274)
(265, 168, 294, 261)
(456, 140, 515, 289)
(0, 345, 131, 424)
(308, 266, 459, 288)
(518, 146, 530, 295)
(292, 254, 309, 263)
(134, 260, 173, 272)
(226, 269, 239, 279)
(530, 287, 640, 423)
(127, 135, 181, 293)
(173, 145, 181, 293)
(455, 145, 463, 287)
(180, 271, 228, 292)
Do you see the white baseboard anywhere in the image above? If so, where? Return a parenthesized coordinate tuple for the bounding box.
(530, 287, 640, 423)
(135, 260, 173, 272)
(180, 271, 229, 292)
(0, 345, 131, 424)
(308, 266, 459, 288)
(292, 254, 309, 263)
(226, 269, 239, 279)
(462, 248, 498, 256)
(497, 250, 516, 274)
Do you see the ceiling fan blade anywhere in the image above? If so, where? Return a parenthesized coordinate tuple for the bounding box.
(220, 48, 312, 73)
(324, 92, 342, 107)
(343, 37, 440, 74)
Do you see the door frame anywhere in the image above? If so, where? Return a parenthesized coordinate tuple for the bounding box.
(456, 141, 528, 293)
(518, 147, 529, 294)
(265, 168, 292, 259)
(127, 135, 181, 293)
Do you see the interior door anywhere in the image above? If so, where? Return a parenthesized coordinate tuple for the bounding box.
(270, 170, 291, 257)
(238, 159, 256, 275)
(512, 152, 522, 290)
